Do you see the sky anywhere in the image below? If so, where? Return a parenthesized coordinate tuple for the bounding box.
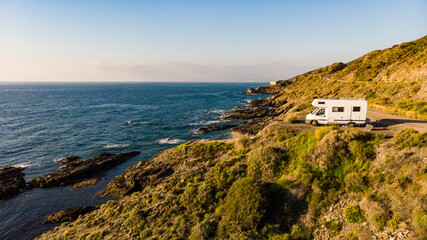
(0, 0, 426, 82)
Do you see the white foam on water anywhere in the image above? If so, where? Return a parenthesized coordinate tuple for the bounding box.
(126, 121, 149, 125)
(12, 162, 33, 168)
(101, 143, 130, 149)
(156, 138, 185, 144)
(189, 119, 230, 126)
(207, 109, 225, 114)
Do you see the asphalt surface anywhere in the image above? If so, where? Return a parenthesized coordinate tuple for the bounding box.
(367, 108, 427, 133)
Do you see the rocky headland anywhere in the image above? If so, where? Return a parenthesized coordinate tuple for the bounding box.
(36, 35, 427, 239)
(42, 206, 99, 224)
(0, 167, 26, 201)
(29, 151, 141, 188)
(0, 151, 141, 202)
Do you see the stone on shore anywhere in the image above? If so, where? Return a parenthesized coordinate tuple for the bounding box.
(58, 156, 81, 165)
(29, 151, 141, 188)
(196, 123, 239, 133)
(72, 178, 102, 189)
(0, 167, 26, 201)
(42, 206, 99, 224)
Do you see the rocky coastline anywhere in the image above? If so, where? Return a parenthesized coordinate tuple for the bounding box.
(42, 206, 100, 224)
(0, 167, 26, 201)
(195, 97, 286, 135)
(29, 151, 141, 188)
(0, 151, 141, 202)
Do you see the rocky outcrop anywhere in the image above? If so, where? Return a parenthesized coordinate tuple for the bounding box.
(221, 99, 283, 121)
(195, 97, 284, 135)
(58, 156, 81, 165)
(29, 151, 140, 188)
(42, 206, 99, 224)
(0, 167, 26, 201)
(99, 141, 231, 198)
(247, 80, 290, 94)
(247, 86, 277, 94)
(99, 158, 175, 198)
(196, 123, 240, 133)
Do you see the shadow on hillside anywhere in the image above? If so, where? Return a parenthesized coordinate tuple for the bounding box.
(293, 120, 307, 124)
(264, 182, 308, 233)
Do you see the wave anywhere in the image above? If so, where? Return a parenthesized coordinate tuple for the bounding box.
(100, 143, 130, 149)
(156, 138, 185, 144)
(188, 119, 230, 126)
(126, 121, 149, 125)
(12, 162, 34, 168)
(206, 109, 225, 114)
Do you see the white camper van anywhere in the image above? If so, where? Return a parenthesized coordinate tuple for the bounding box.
(305, 98, 369, 127)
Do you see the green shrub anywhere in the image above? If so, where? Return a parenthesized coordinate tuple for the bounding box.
(268, 233, 290, 240)
(188, 216, 218, 240)
(247, 146, 286, 180)
(344, 172, 365, 193)
(325, 220, 342, 234)
(124, 210, 146, 231)
(290, 225, 311, 239)
(348, 140, 375, 161)
(415, 210, 427, 237)
(344, 232, 358, 240)
(372, 212, 388, 231)
(345, 206, 365, 223)
(388, 215, 400, 230)
(393, 128, 427, 148)
(221, 177, 265, 230)
(415, 210, 427, 229)
(277, 128, 296, 142)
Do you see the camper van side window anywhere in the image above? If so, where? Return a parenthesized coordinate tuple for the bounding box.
(332, 107, 344, 112)
(353, 106, 361, 112)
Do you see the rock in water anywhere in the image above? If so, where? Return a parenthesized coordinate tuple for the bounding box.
(58, 156, 82, 165)
(42, 206, 98, 224)
(0, 167, 26, 201)
(29, 151, 140, 188)
(196, 123, 239, 133)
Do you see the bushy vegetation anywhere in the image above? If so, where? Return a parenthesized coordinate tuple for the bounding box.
(247, 146, 286, 181)
(265, 36, 427, 120)
(218, 177, 265, 237)
(345, 206, 365, 223)
(36, 126, 427, 240)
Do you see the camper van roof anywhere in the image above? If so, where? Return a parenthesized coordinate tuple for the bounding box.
(315, 98, 366, 101)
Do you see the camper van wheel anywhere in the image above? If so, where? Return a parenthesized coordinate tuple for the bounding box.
(348, 122, 355, 128)
(311, 120, 318, 126)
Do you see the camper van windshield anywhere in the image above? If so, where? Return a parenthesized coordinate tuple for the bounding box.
(311, 108, 319, 114)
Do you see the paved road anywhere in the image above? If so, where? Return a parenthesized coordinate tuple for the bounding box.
(367, 108, 427, 133)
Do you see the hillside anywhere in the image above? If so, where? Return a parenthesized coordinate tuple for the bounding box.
(36, 127, 427, 240)
(272, 35, 426, 121)
(36, 37, 427, 240)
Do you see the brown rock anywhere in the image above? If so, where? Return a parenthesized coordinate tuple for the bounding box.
(196, 123, 240, 133)
(42, 206, 98, 224)
(58, 156, 81, 165)
(0, 167, 26, 201)
(29, 151, 140, 188)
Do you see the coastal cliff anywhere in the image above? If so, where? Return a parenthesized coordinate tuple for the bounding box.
(36, 36, 427, 239)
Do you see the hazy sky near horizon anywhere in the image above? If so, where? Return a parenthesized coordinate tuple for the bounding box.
(0, 0, 426, 82)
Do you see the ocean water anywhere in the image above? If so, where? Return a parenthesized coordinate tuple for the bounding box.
(0, 82, 267, 240)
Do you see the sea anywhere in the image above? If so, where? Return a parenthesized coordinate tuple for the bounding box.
(0, 82, 268, 240)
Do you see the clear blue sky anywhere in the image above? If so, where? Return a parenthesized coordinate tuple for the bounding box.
(0, 0, 426, 82)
